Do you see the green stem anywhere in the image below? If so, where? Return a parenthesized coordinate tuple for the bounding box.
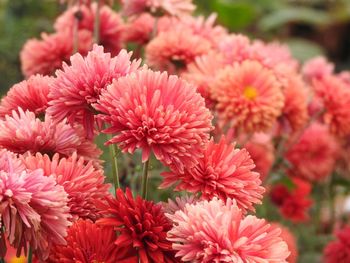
(107, 139, 120, 189)
(27, 247, 32, 263)
(141, 160, 150, 199)
(93, 0, 100, 44)
(328, 174, 336, 232)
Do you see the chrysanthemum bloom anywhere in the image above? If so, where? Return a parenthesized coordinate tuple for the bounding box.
(212, 60, 284, 133)
(96, 69, 213, 173)
(54, 4, 124, 55)
(244, 133, 275, 181)
(163, 195, 198, 214)
(0, 168, 70, 260)
(0, 75, 53, 118)
(0, 108, 101, 161)
(313, 75, 350, 137)
(97, 188, 177, 263)
(121, 0, 195, 17)
(271, 223, 298, 263)
(20, 30, 92, 78)
(218, 34, 253, 64)
(324, 226, 350, 263)
(161, 137, 264, 212)
(279, 74, 309, 132)
(145, 29, 212, 74)
(122, 13, 155, 45)
(23, 152, 110, 221)
(48, 45, 140, 138)
(270, 177, 313, 222)
(49, 219, 119, 263)
(0, 149, 25, 174)
(286, 123, 338, 182)
(338, 70, 350, 85)
(181, 52, 224, 108)
(302, 56, 334, 82)
(167, 198, 290, 263)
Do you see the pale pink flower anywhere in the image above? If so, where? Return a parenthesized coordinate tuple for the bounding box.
(145, 29, 212, 73)
(0, 149, 25, 174)
(161, 137, 264, 212)
(302, 56, 334, 82)
(95, 69, 213, 173)
(219, 34, 253, 64)
(0, 168, 70, 260)
(0, 108, 101, 161)
(212, 60, 284, 133)
(163, 195, 198, 214)
(0, 75, 53, 118)
(20, 30, 92, 78)
(271, 223, 298, 263)
(48, 45, 140, 138)
(167, 198, 290, 263)
(23, 152, 110, 221)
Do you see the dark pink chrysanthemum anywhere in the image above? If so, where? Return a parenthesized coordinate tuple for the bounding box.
(271, 223, 298, 263)
(0, 168, 70, 260)
(95, 69, 213, 173)
(97, 188, 178, 263)
(302, 56, 334, 82)
(49, 219, 119, 263)
(0, 108, 101, 161)
(23, 152, 110, 221)
(167, 198, 290, 263)
(0, 75, 53, 118)
(54, 4, 124, 55)
(20, 30, 92, 78)
(161, 136, 264, 212)
(48, 45, 140, 138)
(286, 123, 338, 182)
(145, 29, 212, 73)
(324, 226, 350, 263)
(212, 60, 284, 133)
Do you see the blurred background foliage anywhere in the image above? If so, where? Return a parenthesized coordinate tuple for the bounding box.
(1, 0, 350, 90)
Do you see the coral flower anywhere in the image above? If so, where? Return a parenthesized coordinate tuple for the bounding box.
(145, 29, 212, 73)
(286, 123, 338, 182)
(0, 168, 70, 260)
(48, 45, 140, 138)
(95, 69, 213, 173)
(167, 198, 290, 263)
(161, 137, 264, 213)
(0, 75, 53, 118)
(212, 60, 284, 133)
(49, 219, 119, 263)
(324, 226, 350, 263)
(313, 75, 350, 137)
(97, 188, 177, 263)
(302, 56, 334, 82)
(23, 152, 110, 221)
(54, 4, 124, 55)
(20, 30, 92, 78)
(0, 108, 101, 161)
(271, 223, 298, 263)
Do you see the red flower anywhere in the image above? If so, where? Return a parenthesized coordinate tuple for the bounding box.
(97, 188, 178, 263)
(324, 226, 350, 263)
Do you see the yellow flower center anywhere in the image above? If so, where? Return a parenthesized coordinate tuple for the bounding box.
(243, 86, 258, 100)
(10, 256, 26, 263)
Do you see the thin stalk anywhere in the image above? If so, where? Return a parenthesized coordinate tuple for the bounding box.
(27, 247, 33, 263)
(0, 259, 4, 263)
(151, 16, 159, 39)
(72, 8, 81, 54)
(141, 160, 150, 199)
(93, 0, 100, 44)
(107, 135, 120, 189)
(328, 174, 336, 232)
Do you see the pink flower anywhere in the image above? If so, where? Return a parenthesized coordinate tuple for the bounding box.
(271, 223, 298, 263)
(163, 195, 198, 214)
(122, 13, 155, 45)
(95, 69, 213, 173)
(0, 75, 53, 118)
(145, 29, 212, 73)
(48, 45, 140, 138)
(324, 226, 350, 263)
(302, 56, 334, 82)
(0, 168, 70, 260)
(54, 4, 124, 55)
(286, 123, 338, 182)
(20, 30, 92, 78)
(167, 198, 290, 262)
(161, 137, 264, 212)
(219, 34, 253, 64)
(212, 60, 284, 133)
(0, 149, 25, 174)
(23, 152, 110, 221)
(0, 108, 101, 161)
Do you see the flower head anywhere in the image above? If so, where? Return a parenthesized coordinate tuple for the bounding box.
(23, 152, 110, 221)
(271, 223, 298, 263)
(0, 108, 101, 161)
(212, 60, 284, 133)
(163, 195, 198, 214)
(161, 137, 264, 213)
(97, 188, 177, 263)
(48, 45, 140, 138)
(49, 219, 119, 263)
(167, 197, 290, 262)
(0, 149, 25, 174)
(324, 226, 350, 263)
(0, 75, 53, 118)
(302, 56, 334, 82)
(96, 69, 213, 173)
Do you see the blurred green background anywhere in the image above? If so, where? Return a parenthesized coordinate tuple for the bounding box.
(1, 0, 350, 91)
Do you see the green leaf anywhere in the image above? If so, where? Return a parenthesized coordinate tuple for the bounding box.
(286, 38, 325, 62)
